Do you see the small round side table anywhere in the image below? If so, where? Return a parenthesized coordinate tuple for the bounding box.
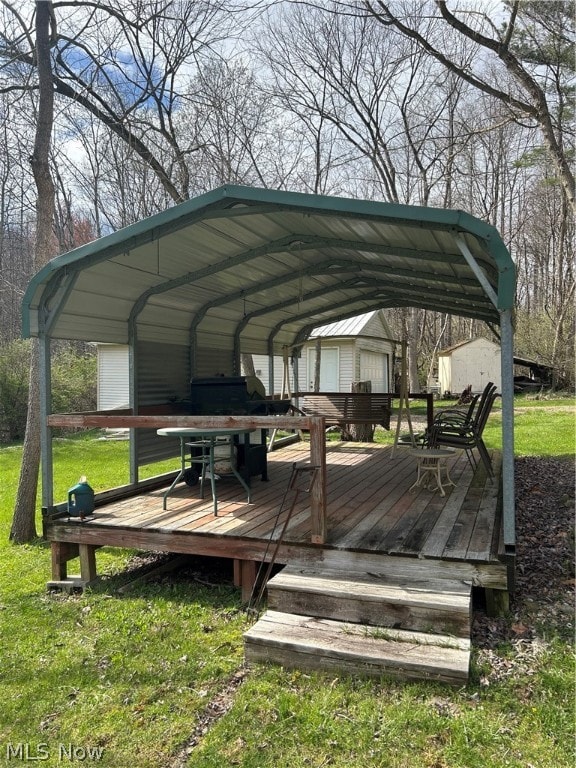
(408, 448, 456, 497)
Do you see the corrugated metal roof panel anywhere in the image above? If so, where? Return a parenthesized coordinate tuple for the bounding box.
(23, 185, 515, 359)
(310, 311, 378, 338)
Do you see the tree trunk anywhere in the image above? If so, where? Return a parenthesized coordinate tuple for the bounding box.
(241, 353, 256, 377)
(10, 1, 56, 543)
(313, 338, 321, 392)
(10, 346, 41, 541)
(341, 380, 374, 442)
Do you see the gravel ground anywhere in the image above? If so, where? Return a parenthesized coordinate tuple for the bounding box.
(472, 455, 575, 684)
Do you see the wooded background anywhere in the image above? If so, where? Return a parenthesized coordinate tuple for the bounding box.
(1, 1, 574, 390)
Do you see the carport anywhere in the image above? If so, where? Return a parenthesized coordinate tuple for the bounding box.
(23, 185, 516, 558)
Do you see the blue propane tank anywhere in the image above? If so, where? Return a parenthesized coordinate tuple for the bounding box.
(67, 476, 95, 519)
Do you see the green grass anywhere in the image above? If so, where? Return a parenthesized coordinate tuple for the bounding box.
(0, 404, 574, 767)
(374, 395, 575, 458)
(483, 407, 575, 457)
(193, 661, 574, 768)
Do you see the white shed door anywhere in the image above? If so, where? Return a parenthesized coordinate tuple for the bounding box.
(307, 347, 339, 391)
(360, 351, 388, 392)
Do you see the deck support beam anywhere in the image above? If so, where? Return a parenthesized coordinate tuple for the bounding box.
(234, 558, 258, 603)
(50, 541, 79, 580)
(79, 544, 98, 582)
(48, 541, 98, 591)
(309, 417, 327, 544)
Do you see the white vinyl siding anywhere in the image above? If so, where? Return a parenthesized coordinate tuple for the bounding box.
(97, 345, 129, 410)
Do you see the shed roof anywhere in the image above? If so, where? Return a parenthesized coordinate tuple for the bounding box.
(309, 310, 390, 339)
(438, 337, 500, 356)
(23, 185, 515, 356)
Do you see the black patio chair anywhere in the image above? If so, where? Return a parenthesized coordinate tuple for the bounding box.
(426, 383, 498, 478)
(425, 381, 495, 443)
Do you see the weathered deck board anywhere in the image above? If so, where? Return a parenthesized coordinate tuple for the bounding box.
(267, 567, 472, 636)
(48, 442, 505, 583)
(465, 453, 502, 560)
(419, 463, 477, 559)
(322, 453, 415, 549)
(244, 610, 471, 685)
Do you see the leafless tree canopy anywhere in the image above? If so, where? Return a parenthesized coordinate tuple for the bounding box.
(1, 0, 574, 366)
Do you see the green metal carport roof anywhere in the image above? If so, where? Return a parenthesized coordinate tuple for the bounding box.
(23, 185, 515, 356)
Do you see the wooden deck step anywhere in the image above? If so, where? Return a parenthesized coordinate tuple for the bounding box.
(244, 610, 471, 686)
(267, 566, 472, 638)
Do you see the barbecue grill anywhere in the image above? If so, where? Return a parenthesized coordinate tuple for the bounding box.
(189, 376, 291, 482)
(190, 376, 290, 416)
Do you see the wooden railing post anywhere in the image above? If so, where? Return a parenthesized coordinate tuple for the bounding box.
(309, 416, 327, 544)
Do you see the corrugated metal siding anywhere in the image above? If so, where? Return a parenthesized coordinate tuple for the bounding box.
(136, 341, 191, 466)
(137, 341, 190, 404)
(195, 347, 235, 377)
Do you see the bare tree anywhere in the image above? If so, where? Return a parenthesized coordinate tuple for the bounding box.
(255, 3, 411, 202)
(1, 1, 238, 204)
(0, 0, 240, 541)
(9, 1, 57, 542)
(362, 0, 575, 211)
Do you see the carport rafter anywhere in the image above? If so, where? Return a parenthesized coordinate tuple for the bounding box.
(232, 282, 496, 361)
(126, 237, 493, 332)
(187, 261, 489, 341)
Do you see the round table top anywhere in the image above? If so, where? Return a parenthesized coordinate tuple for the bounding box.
(408, 447, 455, 458)
(156, 427, 255, 438)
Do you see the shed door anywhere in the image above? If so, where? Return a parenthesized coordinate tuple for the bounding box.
(359, 351, 388, 392)
(307, 347, 339, 391)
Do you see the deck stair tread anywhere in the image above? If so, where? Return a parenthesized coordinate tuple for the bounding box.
(244, 610, 471, 686)
(266, 566, 472, 637)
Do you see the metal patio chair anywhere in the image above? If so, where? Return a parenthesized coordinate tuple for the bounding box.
(426, 383, 498, 478)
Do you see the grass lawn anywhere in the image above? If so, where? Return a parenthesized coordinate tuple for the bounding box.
(0, 399, 574, 767)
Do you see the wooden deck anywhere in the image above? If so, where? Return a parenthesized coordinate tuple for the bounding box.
(46, 441, 506, 593)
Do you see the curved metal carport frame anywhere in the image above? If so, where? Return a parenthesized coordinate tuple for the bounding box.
(22, 185, 516, 554)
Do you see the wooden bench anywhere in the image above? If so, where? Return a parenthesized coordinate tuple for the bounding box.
(293, 392, 392, 430)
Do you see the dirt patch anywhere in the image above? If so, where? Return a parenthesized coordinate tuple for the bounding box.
(168, 669, 247, 768)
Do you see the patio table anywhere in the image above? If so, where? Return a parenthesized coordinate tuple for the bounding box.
(157, 427, 254, 514)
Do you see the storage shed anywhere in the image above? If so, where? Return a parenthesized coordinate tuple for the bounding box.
(251, 310, 396, 395)
(438, 337, 501, 395)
